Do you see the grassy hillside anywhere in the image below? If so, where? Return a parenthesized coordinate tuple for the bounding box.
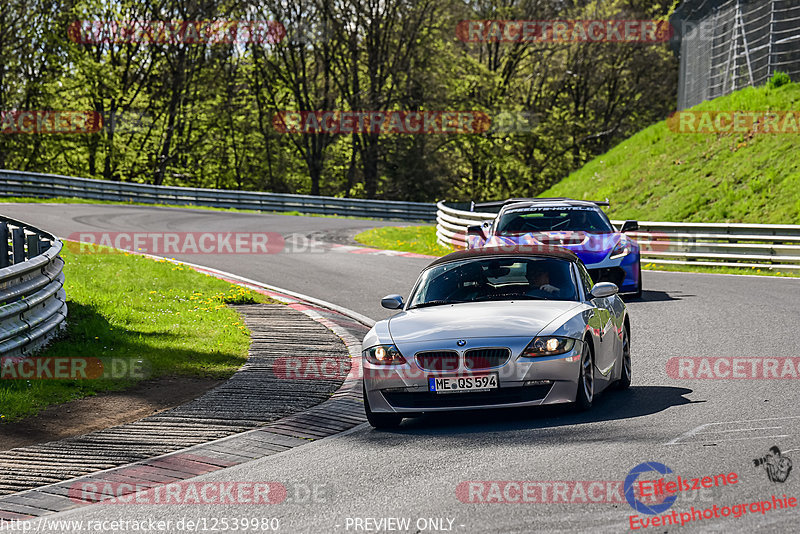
(541, 80, 800, 223)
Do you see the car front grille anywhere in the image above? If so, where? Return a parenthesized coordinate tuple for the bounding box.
(415, 350, 460, 372)
(383, 385, 552, 409)
(588, 267, 626, 287)
(464, 348, 511, 369)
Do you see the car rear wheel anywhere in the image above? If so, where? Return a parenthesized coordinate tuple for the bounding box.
(363, 383, 402, 429)
(575, 342, 594, 410)
(616, 326, 632, 390)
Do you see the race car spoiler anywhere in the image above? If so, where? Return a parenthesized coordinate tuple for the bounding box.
(471, 197, 610, 212)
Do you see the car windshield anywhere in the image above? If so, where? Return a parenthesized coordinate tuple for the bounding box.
(495, 206, 614, 234)
(407, 257, 579, 309)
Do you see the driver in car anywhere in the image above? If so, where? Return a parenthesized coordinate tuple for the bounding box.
(526, 263, 560, 295)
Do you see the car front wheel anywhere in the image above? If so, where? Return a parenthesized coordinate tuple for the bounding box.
(575, 341, 595, 410)
(632, 263, 643, 299)
(616, 326, 632, 390)
(363, 383, 402, 429)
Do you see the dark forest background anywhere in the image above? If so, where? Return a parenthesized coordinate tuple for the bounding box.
(0, 0, 678, 201)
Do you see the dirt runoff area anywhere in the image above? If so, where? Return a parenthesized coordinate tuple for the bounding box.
(0, 376, 222, 451)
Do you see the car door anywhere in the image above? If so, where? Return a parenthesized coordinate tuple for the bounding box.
(577, 263, 616, 378)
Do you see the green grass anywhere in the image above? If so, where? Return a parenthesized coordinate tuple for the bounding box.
(641, 262, 800, 278)
(540, 80, 800, 224)
(354, 225, 453, 256)
(0, 246, 273, 422)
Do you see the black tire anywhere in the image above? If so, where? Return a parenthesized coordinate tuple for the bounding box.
(363, 383, 402, 429)
(632, 262, 643, 299)
(575, 341, 595, 411)
(616, 325, 632, 390)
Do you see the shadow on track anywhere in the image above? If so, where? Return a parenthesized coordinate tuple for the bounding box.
(623, 290, 694, 303)
(362, 385, 698, 438)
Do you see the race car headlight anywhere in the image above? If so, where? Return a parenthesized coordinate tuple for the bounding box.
(610, 237, 631, 259)
(363, 345, 407, 365)
(521, 337, 576, 357)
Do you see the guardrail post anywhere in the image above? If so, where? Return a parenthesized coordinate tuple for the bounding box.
(11, 227, 25, 264)
(27, 233, 41, 259)
(0, 222, 8, 268)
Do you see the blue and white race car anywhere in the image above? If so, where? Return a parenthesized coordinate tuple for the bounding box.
(466, 198, 642, 297)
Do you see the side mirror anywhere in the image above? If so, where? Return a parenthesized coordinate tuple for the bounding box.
(590, 282, 619, 299)
(467, 222, 490, 238)
(620, 220, 639, 233)
(380, 294, 404, 310)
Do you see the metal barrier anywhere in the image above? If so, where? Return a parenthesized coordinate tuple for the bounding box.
(436, 201, 497, 249)
(0, 217, 67, 358)
(436, 201, 800, 270)
(671, 0, 800, 110)
(4, 166, 799, 270)
(0, 169, 437, 222)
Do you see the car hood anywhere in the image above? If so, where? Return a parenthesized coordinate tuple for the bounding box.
(388, 300, 581, 344)
(477, 232, 623, 265)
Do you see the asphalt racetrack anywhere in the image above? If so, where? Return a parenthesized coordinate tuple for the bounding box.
(2, 203, 799, 533)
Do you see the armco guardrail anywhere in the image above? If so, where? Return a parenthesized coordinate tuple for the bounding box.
(0, 216, 67, 358)
(0, 170, 437, 221)
(436, 201, 497, 249)
(436, 201, 800, 270)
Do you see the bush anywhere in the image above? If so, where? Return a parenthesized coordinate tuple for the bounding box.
(767, 71, 792, 89)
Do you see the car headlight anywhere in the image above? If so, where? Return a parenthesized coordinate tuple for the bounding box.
(521, 337, 577, 357)
(363, 344, 407, 365)
(610, 236, 631, 259)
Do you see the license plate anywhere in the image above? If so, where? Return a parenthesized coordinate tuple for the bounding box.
(428, 374, 499, 393)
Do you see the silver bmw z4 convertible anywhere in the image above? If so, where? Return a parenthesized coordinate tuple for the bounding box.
(362, 245, 632, 428)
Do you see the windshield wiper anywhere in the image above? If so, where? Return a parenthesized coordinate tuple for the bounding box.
(407, 299, 464, 310)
